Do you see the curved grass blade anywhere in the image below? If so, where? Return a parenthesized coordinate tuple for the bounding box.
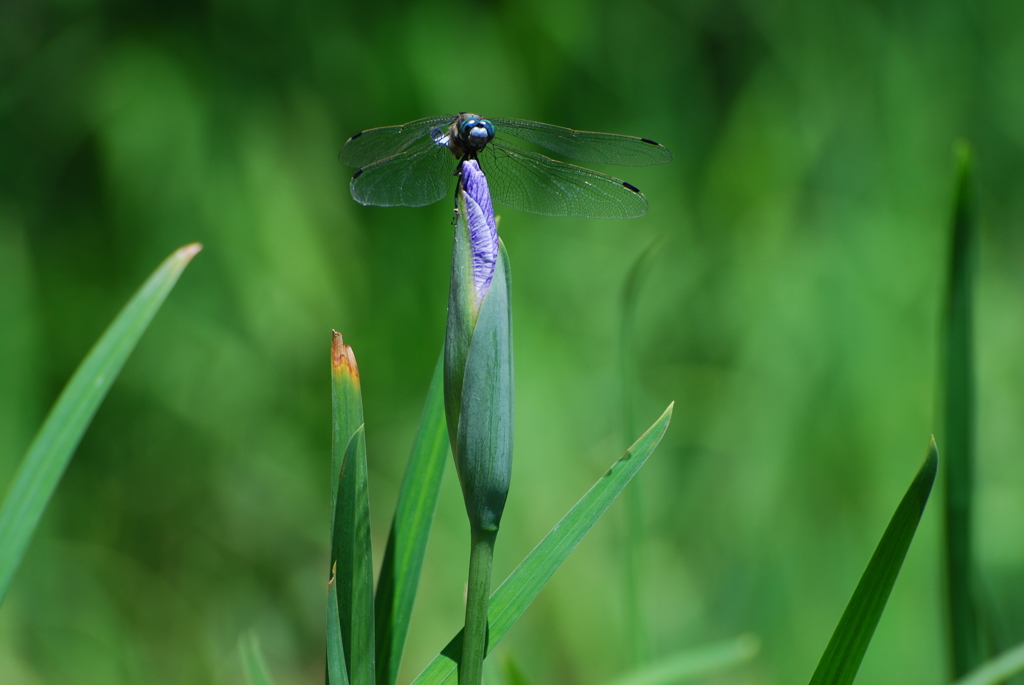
(239, 630, 278, 685)
(619, 238, 662, 666)
(333, 426, 374, 685)
(602, 634, 760, 685)
(328, 563, 351, 685)
(375, 353, 449, 685)
(410, 403, 674, 685)
(951, 640, 1024, 685)
(0, 243, 202, 606)
(498, 653, 533, 685)
(331, 332, 363, 514)
(482, 657, 502, 685)
(330, 335, 374, 685)
(942, 142, 983, 676)
(807, 439, 939, 685)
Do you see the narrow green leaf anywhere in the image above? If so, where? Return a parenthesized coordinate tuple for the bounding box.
(328, 564, 351, 685)
(620, 238, 662, 441)
(375, 353, 449, 685)
(333, 426, 375, 685)
(619, 238, 662, 666)
(807, 439, 939, 685)
(332, 331, 364, 513)
(950, 640, 1024, 685)
(409, 403, 675, 685)
(602, 634, 760, 685)
(482, 656, 503, 685)
(330, 334, 374, 685)
(942, 141, 983, 676)
(0, 243, 201, 606)
(239, 630, 278, 685)
(499, 653, 533, 685)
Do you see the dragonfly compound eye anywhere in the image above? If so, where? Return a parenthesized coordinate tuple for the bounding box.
(460, 118, 495, 150)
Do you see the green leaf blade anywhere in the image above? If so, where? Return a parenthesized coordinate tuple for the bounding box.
(602, 634, 760, 685)
(807, 439, 939, 685)
(951, 640, 1024, 685)
(239, 630, 279, 685)
(0, 243, 201, 606)
(333, 426, 375, 685)
(330, 334, 374, 685)
(618, 238, 662, 666)
(409, 403, 674, 685)
(331, 332, 364, 513)
(943, 141, 983, 677)
(328, 565, 351, 685)
(375, 353, 449, 685)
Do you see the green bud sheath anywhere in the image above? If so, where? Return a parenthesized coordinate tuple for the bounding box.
(455, 242, 513, 532)
(444, 196, 477, 454)
(444, 168, 514, 534)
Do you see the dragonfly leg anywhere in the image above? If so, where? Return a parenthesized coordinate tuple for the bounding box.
(450, 159, 466, 225)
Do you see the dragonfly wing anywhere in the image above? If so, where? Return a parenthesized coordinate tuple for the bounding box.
(481, 142, 649, 218)
(340, 114, 455, 168)
(349, 143, 460, 208)
(490, 118, 672, 166)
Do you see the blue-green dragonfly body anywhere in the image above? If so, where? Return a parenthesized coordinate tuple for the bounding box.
(340, 113, 672, 219)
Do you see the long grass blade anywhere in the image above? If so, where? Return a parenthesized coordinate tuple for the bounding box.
(239, 630, 278, 685)
(375, 353, 449, 685)
(951, 641, 1024, 685)
(0, 243, 201, 606)
(942, 141, 983, 676)
(328, 563, 351, 685)
(619, 238, 662, 666)
(499, 653, 533, 685)
(602, 634, 760, 685)
(807, 439, 939, 685)
(410, 403, 674, 685)
(334, 426, 375, 685)
(330, 335, 374, 685)
(482, 656, 502, 685)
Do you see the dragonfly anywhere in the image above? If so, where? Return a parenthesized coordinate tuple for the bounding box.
(339, 113, 672, 219)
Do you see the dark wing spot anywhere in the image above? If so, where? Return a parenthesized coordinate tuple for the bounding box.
(352, 169, 364, 179)
(641, 138, 660, 146)
(348, 131, 363, 141)
(622, 181, 641, 193)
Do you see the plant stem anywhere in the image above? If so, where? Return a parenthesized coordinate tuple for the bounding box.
(460, 528, 496, 685)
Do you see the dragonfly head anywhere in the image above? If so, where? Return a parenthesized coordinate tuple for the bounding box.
(457, 115, 495, 152)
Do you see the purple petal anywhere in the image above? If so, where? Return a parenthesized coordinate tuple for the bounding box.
(460, 160, 499, 304)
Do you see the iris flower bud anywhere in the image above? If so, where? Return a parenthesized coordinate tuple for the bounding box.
(444, 159, 513, 534)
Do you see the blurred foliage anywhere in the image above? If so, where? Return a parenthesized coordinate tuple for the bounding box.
(2, 0, 1024, 684)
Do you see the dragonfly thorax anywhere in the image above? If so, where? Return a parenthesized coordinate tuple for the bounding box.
(447, 113, 495, 157)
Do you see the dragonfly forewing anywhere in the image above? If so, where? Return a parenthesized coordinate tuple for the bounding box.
(340, 115, 454, 168)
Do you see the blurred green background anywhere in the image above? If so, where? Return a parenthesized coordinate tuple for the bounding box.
(3, 0, 1024, 683)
